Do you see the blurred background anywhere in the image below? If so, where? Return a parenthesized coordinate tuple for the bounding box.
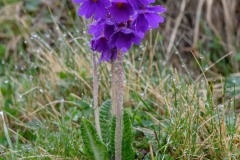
(0, 0, 240, 159)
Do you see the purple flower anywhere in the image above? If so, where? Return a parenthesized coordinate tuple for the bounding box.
(73, 0, 166, 62)
(102, 47, 118, 62)
(129, 0, 151, 9)
(88, 20, 105, 37)
(73, 0, 111, 20)
(132, 5, 166, 32)
(109, 28, 143, 52)
(108, 0, 134, 23)
(104, 19, 117, 39)
(89, 19, 117, 39)
(91, 37, 109, 55)
(147, 5, 167, 12)
(73, 0, 86, 3)
(91, 37, 117, 62)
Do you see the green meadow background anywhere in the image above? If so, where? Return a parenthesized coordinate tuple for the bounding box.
(0, 0, 240, 159)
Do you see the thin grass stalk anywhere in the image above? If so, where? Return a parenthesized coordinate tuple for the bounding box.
(166, 0, 186, 56)
(93, 52, 102, 139)
(115, 51, 124, 160)
(221, 0, 238, 71)
(0, 111, 15, 159)
(193, 0, 205, 48)
(111, 60, 116, 116)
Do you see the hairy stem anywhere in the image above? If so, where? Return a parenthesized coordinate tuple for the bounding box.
(93, 52, 102, 139)
(111, 60, 117, 116)
(115, 51, 124, 160)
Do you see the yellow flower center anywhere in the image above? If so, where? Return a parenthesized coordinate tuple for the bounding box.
(116, 2, 124, 8)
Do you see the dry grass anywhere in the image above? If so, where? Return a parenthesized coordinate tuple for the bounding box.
(0, 0, 240, 159)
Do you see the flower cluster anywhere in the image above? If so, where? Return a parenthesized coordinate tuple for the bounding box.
(73, 0, 166, 62)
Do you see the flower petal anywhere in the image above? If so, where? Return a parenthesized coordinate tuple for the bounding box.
(144, 13, 164, 28)
(116, 32, 132, 50)
(78, 2, 95, 19)
(147, 5, 167, 12)
(94, 3, 108, 20)
(108, 1, 134, 23)
(73, 0, 87, 4)
(135, 14, 149, 32)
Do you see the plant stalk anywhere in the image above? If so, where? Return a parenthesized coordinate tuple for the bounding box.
(115, 51, 124, 160)
(111, 60, 117, 116)
(93, 52, 102, 139)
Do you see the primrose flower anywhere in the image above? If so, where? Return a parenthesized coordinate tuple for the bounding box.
(73, 0, 166, 62)
(108, 0, 134, 23)
(91, 36, 110, 56)
(132, 5, 166, 32)
(89, 18, 117, 39)
(129, 0, 151, 9)
(74, 0, 111, 20)
(91, 37, 118, 62)
(104, 20, 117, 39)
(99, 47, 118, 62)
(109, 28, 143, 52)
(88, 20, 105, 37)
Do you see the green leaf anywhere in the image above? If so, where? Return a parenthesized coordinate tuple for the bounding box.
(4, 99, 13, 108)
(1, 79, 14, 98)
(236, 52, 240, 61)
(0, 112, 15, 159)
(122, 110, 135, 160)
(59, 71, 67, 79)
(138, 94, 162, 120)
(24, 0, 41, 12)
(109, 116, 116, 159)
(0, 44, 6, 59)
(226, 76, 240, 96)
(99, 100, 112, 144)
(80, 118, 109, 160)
